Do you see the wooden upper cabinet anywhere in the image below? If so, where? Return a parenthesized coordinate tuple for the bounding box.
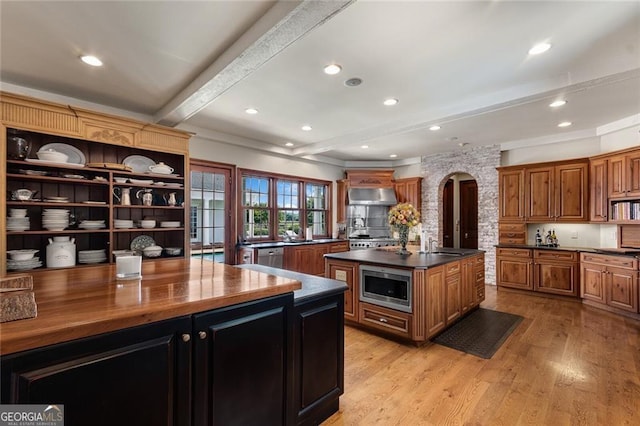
(608, 151, 640, 198)
(554, 162, 588, 221)
(589, 158, 608, 222)
(345, 169, 394, 188)
(525, 161, 588, 222)
(498, 168, 525, 222)
(525, 166, 554, 222)
(336, 179, 348, 224)
(394, 177, 422, 209)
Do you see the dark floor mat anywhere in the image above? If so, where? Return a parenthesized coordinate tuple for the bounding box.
(432, 308, 523, 359)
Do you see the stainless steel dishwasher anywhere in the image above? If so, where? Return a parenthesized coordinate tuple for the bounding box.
(256, 247, 284, 268)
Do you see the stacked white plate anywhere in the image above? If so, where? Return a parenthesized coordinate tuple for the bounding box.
(42, 209, 70, 231)
(7, 257, 43, 270)
(7, 250, 42, 271)
(78, 249, 107, 264)
(160, 221, 181, 228)
(114, 219, 135, 229)
(79, 220, 106, 230)
(7, 216, 30, 231)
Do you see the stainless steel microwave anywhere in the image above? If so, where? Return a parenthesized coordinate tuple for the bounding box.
(359, 264, 412, 313)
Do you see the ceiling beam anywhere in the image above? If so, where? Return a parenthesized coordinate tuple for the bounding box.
(155, 0, 355, 127)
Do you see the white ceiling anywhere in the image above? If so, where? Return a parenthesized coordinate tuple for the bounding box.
(2, 1, 639, 165)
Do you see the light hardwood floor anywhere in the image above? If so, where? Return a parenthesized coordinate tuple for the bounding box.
(323, 285, 640, 425)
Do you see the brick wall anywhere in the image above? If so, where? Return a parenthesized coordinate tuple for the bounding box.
(420, 145, 500, 284)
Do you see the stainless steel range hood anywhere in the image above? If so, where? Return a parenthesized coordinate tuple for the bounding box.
(347, 188, 398, 205)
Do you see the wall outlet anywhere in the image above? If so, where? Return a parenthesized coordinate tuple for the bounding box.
(571, 231, 578, 239)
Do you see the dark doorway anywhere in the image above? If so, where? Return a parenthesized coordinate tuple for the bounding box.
(459, 180, 478, 249)
(442, 179, 454, 248)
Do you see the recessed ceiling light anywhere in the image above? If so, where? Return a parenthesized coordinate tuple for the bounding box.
(361, 145, 369, 149)
(529, 42, 551, 55)
(245, 108, 258, 115)
(80, 55, 103, 67)
(285, 142, 294, 147)
(549, 100, 567, 108)
(558, 121, 572, 128)
(301, 125, 312, 131)
(389, 154, 398, 158)
(429, 125, 441, 131)
(383, 98, 398, 106)
(323, 64, 342, 75)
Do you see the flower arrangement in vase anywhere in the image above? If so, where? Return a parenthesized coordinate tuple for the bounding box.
(388, 202, 420, 255)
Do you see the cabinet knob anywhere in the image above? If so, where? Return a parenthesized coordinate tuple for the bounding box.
(199, 331, 207, 340)
(379, 318, 388, 323)
(181, 334, 191, 342)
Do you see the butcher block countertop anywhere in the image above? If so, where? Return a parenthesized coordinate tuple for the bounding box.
(0, 259, 301, 356)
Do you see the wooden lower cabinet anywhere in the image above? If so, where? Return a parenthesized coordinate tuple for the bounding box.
(445, 270, 462, 324)
(292, 292, 344, 425)
(580, 253, 639, 314)
(496, 248, 533, 291)
(325, 259, 358, 321)
(286, 242, 349, 276)
(359, 302, 412, 339)
(474, 253, 486, 304)
(498, 248, 580, 298)
(425, 265, 447, 338)
(193, 294, 293, 426)
(1, 294, 299, 426)
(533, 250, 579, 296)
(1, 316, 193, 426)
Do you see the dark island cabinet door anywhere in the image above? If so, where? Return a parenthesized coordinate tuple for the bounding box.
(192, 293, 294, 426)
(293, 294, 344, 426)
(0, 316, 192, 426)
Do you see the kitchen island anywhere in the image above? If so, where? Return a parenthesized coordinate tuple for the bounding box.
(325, 247, 485, 344)
(0, 259, 346, 426)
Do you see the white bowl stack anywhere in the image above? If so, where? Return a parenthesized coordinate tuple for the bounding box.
(7, 208, 30, 231)
(114, 219, 135, 229)
(78, 249, 107, 264)
(79, 219, 106, 230)
(42, 209, 70, 231)
(7, 249, 42, 270)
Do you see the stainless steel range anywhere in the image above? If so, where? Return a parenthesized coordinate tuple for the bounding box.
(346, 187, 398, 250)
(349, 237, 397, 250)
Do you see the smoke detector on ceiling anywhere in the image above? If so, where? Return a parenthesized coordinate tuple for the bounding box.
(344, 78, 363, 87)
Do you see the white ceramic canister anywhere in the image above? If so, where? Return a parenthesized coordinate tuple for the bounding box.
(46, 237, 76, 268)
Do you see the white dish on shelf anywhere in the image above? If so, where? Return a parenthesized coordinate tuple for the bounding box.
(25, 158, 85, 168)
(7, 249, 39, 261)
(160, 221, 181, 228)
(129, 178, 154, 185)
(152, 182, 166, 186)
(82, 201, 107, 205)
(122, 155, 156, 173)
(164, 182, 183, 188)
(40, 143, 86, 165)
(114, 177, 128, 183)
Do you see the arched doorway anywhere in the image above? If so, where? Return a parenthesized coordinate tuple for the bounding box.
(441, 173, 478, 249)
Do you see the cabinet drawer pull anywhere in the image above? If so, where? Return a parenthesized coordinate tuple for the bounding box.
(181, 333, 191, 342)
(379, 318, 388, 323)
(198, 331, 207, 340)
